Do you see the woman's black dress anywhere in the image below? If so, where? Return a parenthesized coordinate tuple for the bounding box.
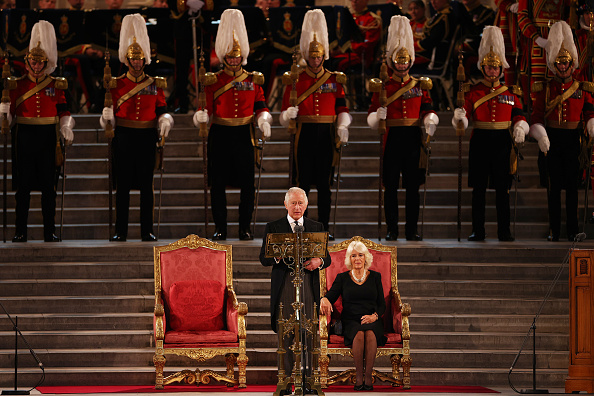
(324, 270, 387, 347)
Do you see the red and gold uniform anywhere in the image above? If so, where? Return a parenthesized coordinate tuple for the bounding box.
(109, 71, 167, 238)
(332, 8, 381, 71)
(368, 73, 435, 239)
(9, 74, 69, 240)
(410, 17, 426, 43)
(532, 77, 594, 238)
(575, 24, 594, 82)
(203, 68, 269, 232)
(281, 67, 348, 230)
(461, 79, 525, 239)
(495, 0, 519, 85)
(517, 0, 571, 100)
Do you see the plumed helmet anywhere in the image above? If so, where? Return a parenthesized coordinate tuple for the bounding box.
(546, 21, 578, 72)
(215, 9, 250, 66)
(477, 26, 509, 70)
(386, 15, 415, 66)
(300, 9, 329, 60)
(119, 14, 151, 67)
(27, 20, 57, 75)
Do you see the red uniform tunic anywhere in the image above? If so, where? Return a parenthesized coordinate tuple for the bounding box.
(410, 18, 427, 64)
(462, 81, 525, 128)
(495, 0, 518, 85)
(9, 74, 69, 122)
(575, 25, 593, 82)
(531, 78, 594, 127)
(111, 72, 167, 126)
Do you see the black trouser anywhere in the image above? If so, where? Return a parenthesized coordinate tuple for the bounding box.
(13, 124, 58, 238)
(468, 128, 512, 238)
(297, 123, 335, 230)
(208, 124, 255, 231)
(546, 128, 580, 238)
(382, 126, 423, 237)
(113, 127, 157, 237)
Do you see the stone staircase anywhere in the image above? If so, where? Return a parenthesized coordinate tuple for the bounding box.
(0, 112, 591, 390)
(0, 112, 579, 241)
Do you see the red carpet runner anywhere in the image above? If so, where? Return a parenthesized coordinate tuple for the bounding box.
(37, 385, 499, 393)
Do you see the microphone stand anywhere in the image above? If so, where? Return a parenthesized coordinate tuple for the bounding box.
(508, 233, 586, 394)
(0, 300, 45, 395)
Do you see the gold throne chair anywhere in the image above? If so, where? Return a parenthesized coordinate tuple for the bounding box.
(153, 234, 248, 389)
(319, 236, 411, 389)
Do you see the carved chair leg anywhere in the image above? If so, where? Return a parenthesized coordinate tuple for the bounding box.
(319, 355, 330, 388)
(237, 352, 249, 388)
(225, 353, 237, 380)
(153, 353, 166, 390)
(391, 354, 402, 382)
(402, 354, 412, 389)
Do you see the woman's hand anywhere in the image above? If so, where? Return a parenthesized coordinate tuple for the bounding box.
(361, 313, 378, 325)
(320, 297, 333, 318)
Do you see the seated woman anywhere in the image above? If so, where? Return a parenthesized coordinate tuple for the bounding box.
(320, 241, 387, 391)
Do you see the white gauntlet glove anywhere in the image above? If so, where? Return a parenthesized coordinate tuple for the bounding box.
(280, 106, 299, 127)
(529, 123, 550, 153)
(60, 115, 75, 145)
(336, 112, 352, 144)
(587, 118, 594, 138)
(451, 107, 468, 129)
(100, 106, 114, 130)
(509, 3, 518, 13)
(513, 120, 529, 144)
(193, 109, 209, 127)
(257, 111, 272, 139)
(367, 106, 387, 129)
(158, 113, 174, 138)
(423, 113, 439, 136)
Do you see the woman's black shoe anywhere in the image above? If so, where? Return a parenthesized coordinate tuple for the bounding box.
(354, 384, 365, 391)
(363, 384, 373, 391)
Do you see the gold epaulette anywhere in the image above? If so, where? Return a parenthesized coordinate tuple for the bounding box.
(369, 77, 382, 93)
(581, 81, 594, 93)
(202, 72, 217, 86)
(51, 76, 68, 90)
(154, 76, 167, 89)
(330, 71, 347, 85)
(282, 67, 305, 85)
(418, 76, 433, 90)
(115, 73, 126, 80)
(510, 84, 522, 96)
(462, 82, 471, 93)
(6, 76, 17, 90)
(106, 76, 117, 89)
(248, 71, 265, 85)
(532, 81, 544, 93)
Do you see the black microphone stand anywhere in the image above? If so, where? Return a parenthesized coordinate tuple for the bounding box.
(0, 300, 45, 395)
(508, 233, 586, 394)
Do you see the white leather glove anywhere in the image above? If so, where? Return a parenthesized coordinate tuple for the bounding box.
(336, 112, 352, 144)
(279, 106, 299, 127)
(59, 115, 75, 145)
(100, 106, 114, 129)
(535, 37, 547, 49)
(158, 113, 174, 138)
(186, 0, 204, 15)
(337, 127, 348, 143)
(257, 111, 273, 139)
(193, 110, 209, 127)
(423, 113, 439, 137)
(509, 3, 518, 13)
(587, 118, 594, 138)
(376, 106, 387, 120)
(451, 107, 468, 129)
(513, 120, 529, 144)
(529, 123, 550, 153)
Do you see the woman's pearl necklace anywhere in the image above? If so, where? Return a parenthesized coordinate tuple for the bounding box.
(352, 269, 367, 283)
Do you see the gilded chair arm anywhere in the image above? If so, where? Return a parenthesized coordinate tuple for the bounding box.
(226, 287, 248, 338)
(154, 299, 165, 341)
(400, 303, 411, 340)
(319, 313, 329, 340)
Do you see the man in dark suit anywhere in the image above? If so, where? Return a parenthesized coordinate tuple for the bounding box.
(259, 186, 332, 393)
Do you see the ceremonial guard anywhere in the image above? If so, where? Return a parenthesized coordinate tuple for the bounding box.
(280, 9, 351, 239)
(494, 0, 519, 85)
(412, 0, 457, 68)
(529, 21, 594, 241)
(575, 0, 594, 82)
(452, 26, 529, 242)
(193, 9, 272, 241)
(1, 21, 74, 242)
(367, 16, 439, 241)
(100, 14, 173, 242)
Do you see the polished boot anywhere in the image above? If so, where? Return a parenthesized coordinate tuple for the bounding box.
(406, 233, 422, 241)
(547, 234, 560, 242)
(111, 234, 127, 242)
(239, 228, 253, 240)
(141, 233, 158, 242)
(211, 229, 227, 241)
(12, 233, 27, 242)
(385, 231, 398, 241)
(44, 234, 60, 242)
(468, 232, 485, 241)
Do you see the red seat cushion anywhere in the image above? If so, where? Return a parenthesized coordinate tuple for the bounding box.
(168, 280, 225, 331)
(164, 330, 238, 344)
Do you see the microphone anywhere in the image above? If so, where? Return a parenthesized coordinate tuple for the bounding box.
(574, 232, 587, 242)
(294, 224, 304, 233)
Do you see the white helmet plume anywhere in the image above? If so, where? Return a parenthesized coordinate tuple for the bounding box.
(119, 14, 152, 67)
(545, 21, 578, 72)
(386, 15, 415, 66)
(300, 9, 329, 60)
(477, 26, 509, 70)
(215, 9, 250, 66)
(29, 20, 58, 75)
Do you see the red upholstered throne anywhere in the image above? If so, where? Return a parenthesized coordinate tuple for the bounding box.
(153, 235, 248, 389)
(319, 236, 411, 388)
